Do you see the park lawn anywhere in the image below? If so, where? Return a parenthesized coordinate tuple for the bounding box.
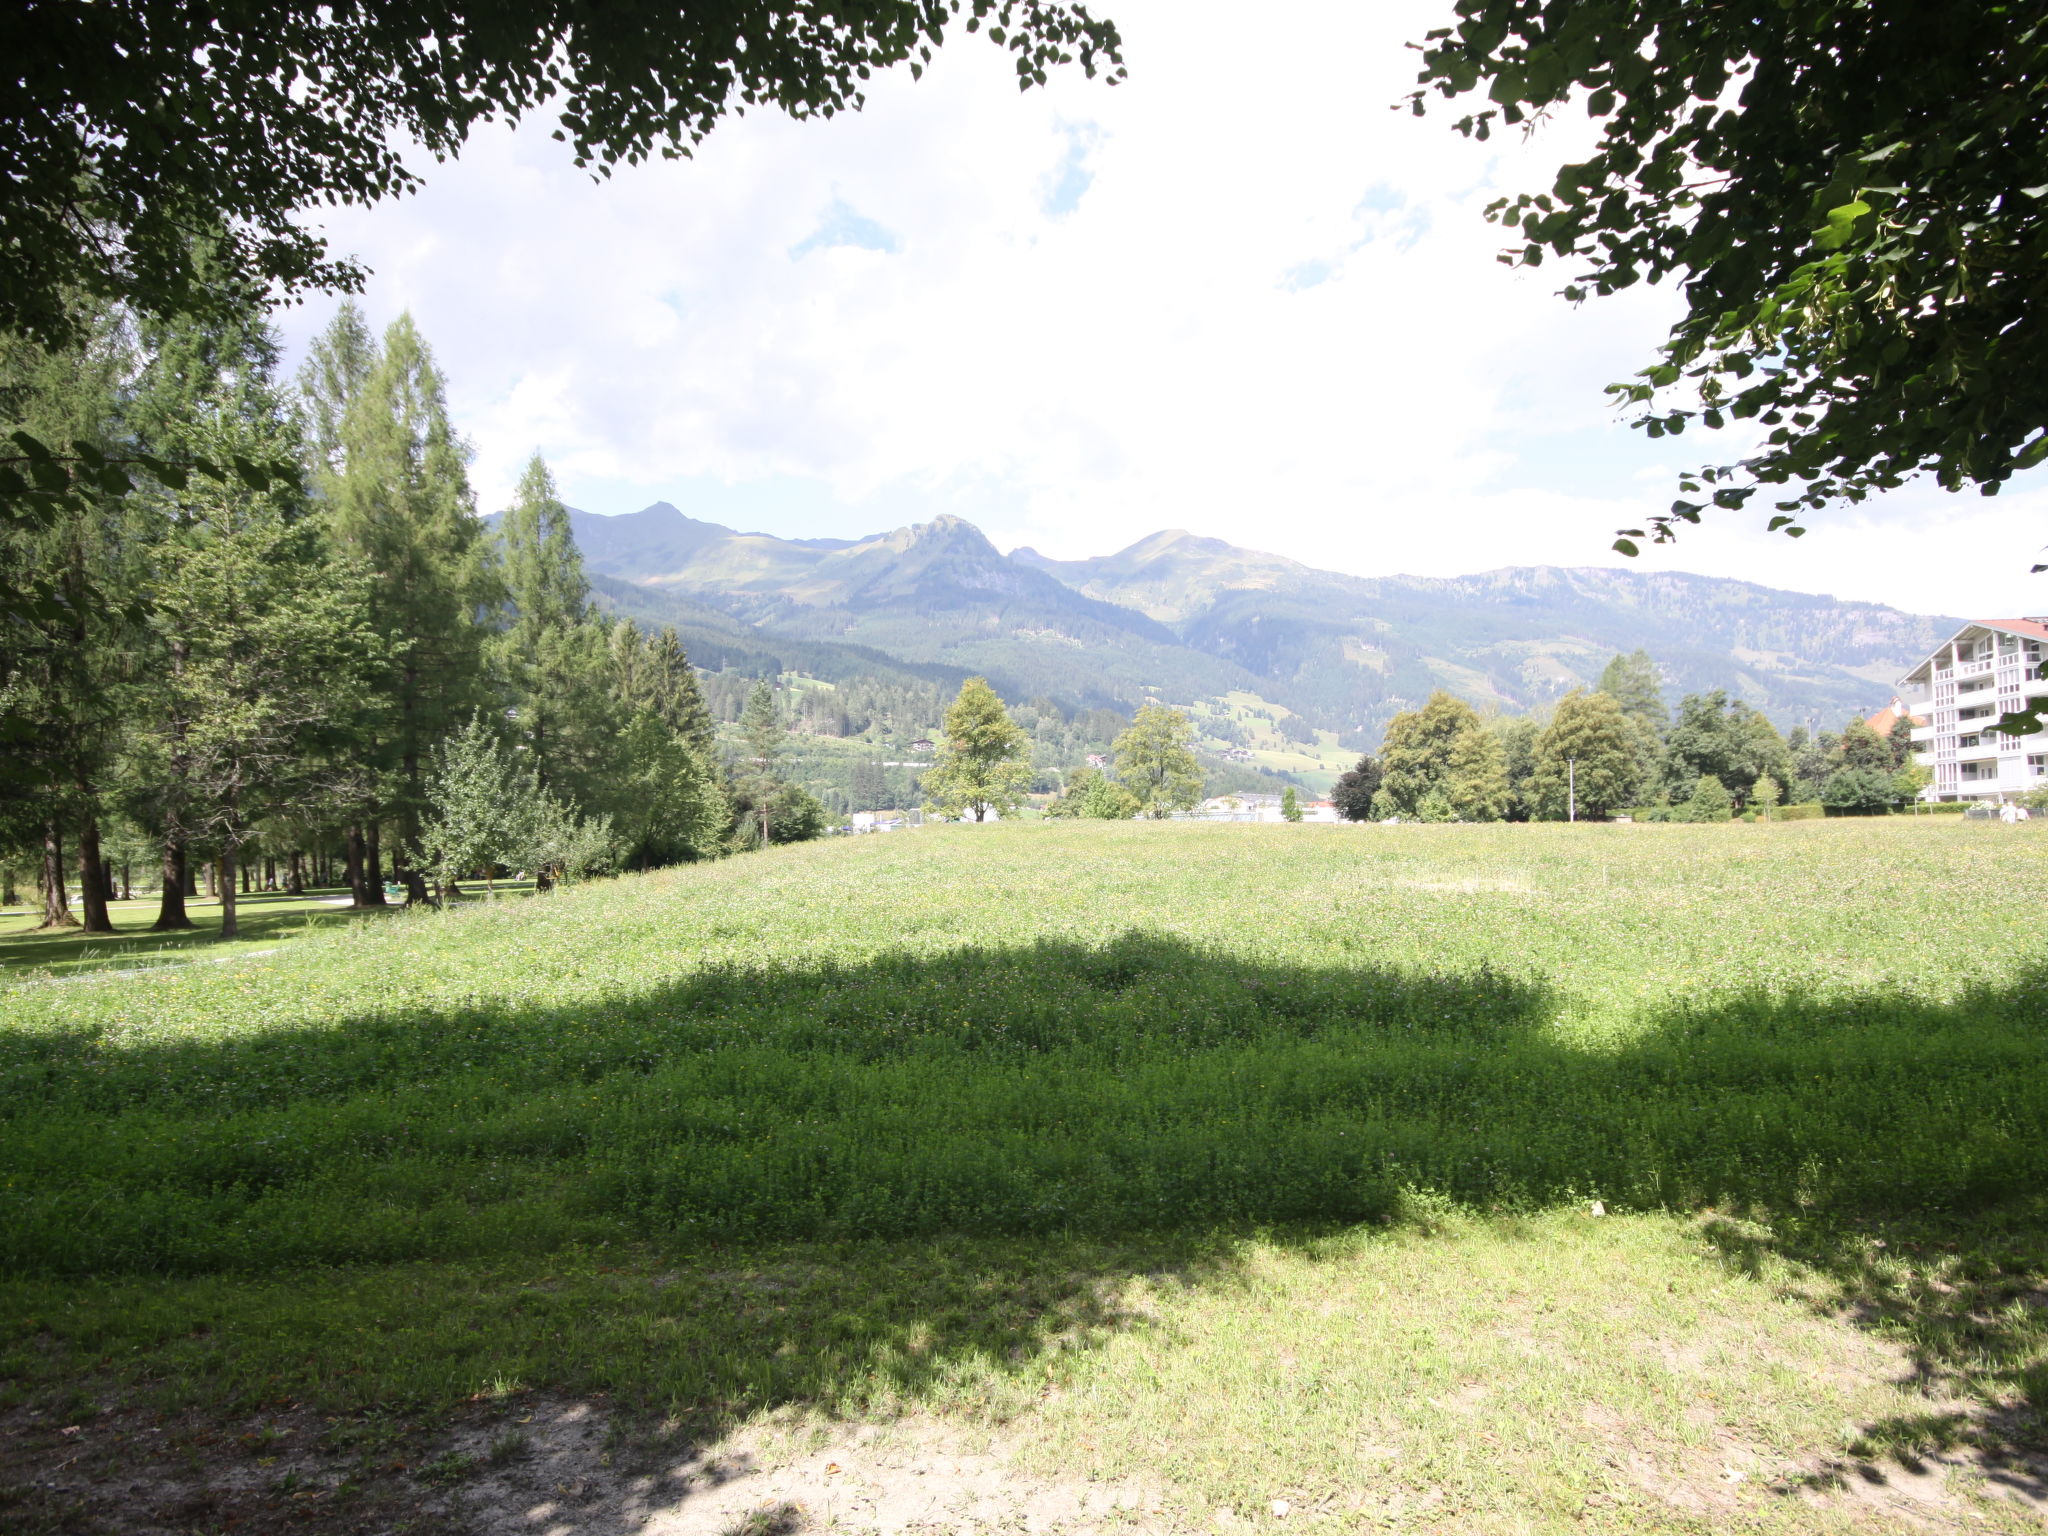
(0, 882, 540, 979)
(2, 819, 2045, 1533)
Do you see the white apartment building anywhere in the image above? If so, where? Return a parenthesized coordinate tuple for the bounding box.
(1896, 619, 2048, 801)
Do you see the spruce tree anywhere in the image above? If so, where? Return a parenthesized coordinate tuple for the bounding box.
(1596, 650, 1668, 802)
(494, 454, 623, 813)
(152, 453, 381, 938)
(736, 680, 788, 845)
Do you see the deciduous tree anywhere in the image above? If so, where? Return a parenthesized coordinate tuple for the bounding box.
(1412, 3, 2048, 554)
(1112, 703, 1203, 818)
(1531, 691, 1638, 820)
(921, 677, 1029, 822)
(1379, 692, 1509, 822)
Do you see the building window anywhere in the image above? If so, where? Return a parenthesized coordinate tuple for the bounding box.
(2031, 754, 2047, 775)
(1959, 734, 1981, 748)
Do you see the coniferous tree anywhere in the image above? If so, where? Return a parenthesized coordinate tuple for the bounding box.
(1596, 649, 1668, 802)
(736, 679, 790, 846)
(494, 454, 625, 817)
(0, 305, 134, 931)
(328, 312, 499, 904)
(152, 456, 381, 938)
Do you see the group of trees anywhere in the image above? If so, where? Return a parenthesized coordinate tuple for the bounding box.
(907, 679, 1203, 824)
(1044, 702, 1204, 820)
(1, 295, 822, 935)
(1328, 651, 1925, 824)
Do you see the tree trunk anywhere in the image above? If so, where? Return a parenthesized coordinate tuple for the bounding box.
(347, 825, 383, 907)
(119, 859, 131, 901)
(154, 838, 194, 930)
(219, 847, 239, 940)
(366, 822, 386, 897)
(286, 852, 304, 895)
(73, 787, 114, 932)
(2, 866, 16, 906)
(203, 858, 215, 898)
(39, 821, 77, 929)
(239, 856, 251, 895)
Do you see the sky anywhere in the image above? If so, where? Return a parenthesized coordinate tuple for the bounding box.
(272, 0, 2048, 621)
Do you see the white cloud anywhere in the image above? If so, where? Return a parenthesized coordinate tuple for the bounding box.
(275, 0, 2048, 620)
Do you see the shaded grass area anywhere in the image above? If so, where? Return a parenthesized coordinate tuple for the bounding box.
(2, 933, 2043, 1273)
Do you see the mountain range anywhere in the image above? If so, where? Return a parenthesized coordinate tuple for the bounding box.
(521, 500, 1960, 740)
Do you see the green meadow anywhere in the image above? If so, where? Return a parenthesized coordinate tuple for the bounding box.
(4, 820, 2046, 1532)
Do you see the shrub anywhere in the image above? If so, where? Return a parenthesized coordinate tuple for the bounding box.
(1823, 768, 1900, 816)
(1774, 803, 1825, 822)
(1677, 773, 1732, 822)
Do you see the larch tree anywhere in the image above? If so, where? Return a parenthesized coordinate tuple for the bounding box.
(0, 306, 134, 932)
(922, 677, 1030, 822)
(328, 312, 498, 904)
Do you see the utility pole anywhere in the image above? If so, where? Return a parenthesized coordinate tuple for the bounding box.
(1568, 757, 1577, 823)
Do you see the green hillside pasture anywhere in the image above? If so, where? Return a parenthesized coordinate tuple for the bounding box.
(4, 819, 2046, 1530)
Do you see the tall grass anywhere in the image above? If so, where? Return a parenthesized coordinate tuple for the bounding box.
(2, 820, 2043, 1276)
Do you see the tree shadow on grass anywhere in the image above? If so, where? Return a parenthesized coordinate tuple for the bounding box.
(1, 931, 2046, 1531)
(0, 887, 390, 979)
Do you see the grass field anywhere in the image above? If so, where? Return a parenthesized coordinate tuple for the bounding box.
(3, 820, 2045, 1533)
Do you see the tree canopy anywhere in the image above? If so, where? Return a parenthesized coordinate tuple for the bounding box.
(1411, 2, 2048, 555)
(3, 1, 1125, 348)
(922, 677, 1029, 821)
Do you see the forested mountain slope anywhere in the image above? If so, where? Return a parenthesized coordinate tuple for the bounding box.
(535, 504, 1954, 737)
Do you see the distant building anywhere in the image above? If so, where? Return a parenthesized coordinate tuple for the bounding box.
(1864, 695, 1926, 737)
(909, 739, 935, 754)
(1896, 619, 2048, 802)
(1085, 752, 1108, 769)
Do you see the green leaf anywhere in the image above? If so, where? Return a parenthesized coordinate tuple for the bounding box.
(1611, 537, 1640, 557)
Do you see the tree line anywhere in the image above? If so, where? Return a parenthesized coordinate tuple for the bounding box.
(1327, 651, 1926, 824)
(1, 295, 824, 936)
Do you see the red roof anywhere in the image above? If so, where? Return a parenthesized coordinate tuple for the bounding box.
(1986, 618, 2048, 641)
(1865, 699, 1924, 735)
